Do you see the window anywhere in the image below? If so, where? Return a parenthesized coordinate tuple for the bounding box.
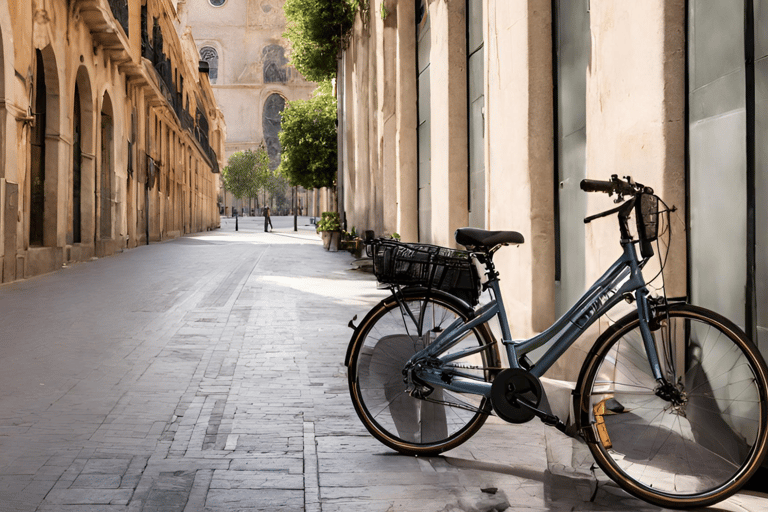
(417, 0, 431, 242)
(467, 0, 484, 228)
(263, 45, 288, 84)
(553, 0, 590, 315)
(200, 46, 218, 84)
(209, 0, 226, 6)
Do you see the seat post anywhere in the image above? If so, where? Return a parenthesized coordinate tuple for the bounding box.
(475, 251, 500, 284)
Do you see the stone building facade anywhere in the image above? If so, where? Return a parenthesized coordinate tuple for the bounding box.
(0, 0, 225, 284)
(182, 0, 321, 217)
(338, 1, 768, 378)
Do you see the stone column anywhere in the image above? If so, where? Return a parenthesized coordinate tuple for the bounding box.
(585, 0, 686, 299)
(395, 0, 418, 242)
(487, 0, 555, 337)
(428, 0, 468, 247)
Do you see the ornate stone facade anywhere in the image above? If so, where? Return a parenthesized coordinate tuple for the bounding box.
(185, 0, 321, 216)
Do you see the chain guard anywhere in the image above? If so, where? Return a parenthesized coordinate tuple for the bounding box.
(490, 368, 542, 424)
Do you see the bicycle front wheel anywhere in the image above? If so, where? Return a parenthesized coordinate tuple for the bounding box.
(576, 304, 768, 508)
(347, 289, 499, 456)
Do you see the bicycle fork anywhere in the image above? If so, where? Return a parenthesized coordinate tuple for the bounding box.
(635, 289, 688, 405)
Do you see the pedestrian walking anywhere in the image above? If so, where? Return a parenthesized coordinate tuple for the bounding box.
(263, 206, 273, 232)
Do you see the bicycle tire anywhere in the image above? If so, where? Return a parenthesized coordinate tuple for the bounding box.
(575, 303, 768, 508)
(347, 288, 499, 456)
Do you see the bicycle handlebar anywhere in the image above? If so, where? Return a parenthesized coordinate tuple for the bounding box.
(580, 175, 640, 197)
(580, 179, 616, 193)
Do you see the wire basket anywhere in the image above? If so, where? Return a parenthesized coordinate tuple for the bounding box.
(368, 239, 481, 306)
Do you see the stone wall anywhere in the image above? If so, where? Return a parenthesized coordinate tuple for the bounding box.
(338, 0, 686, 381)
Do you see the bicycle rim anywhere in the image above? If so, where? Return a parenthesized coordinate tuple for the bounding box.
(580, 306, 768, 507)
(349, 293, 496, 455)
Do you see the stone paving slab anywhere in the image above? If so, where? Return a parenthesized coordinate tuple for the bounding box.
(1, 218, 767, 511)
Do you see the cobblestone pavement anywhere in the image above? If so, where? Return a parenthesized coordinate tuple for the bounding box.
(1, 216, 766, 511)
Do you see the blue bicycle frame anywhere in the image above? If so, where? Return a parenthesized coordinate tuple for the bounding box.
(409, 238, 664, 400)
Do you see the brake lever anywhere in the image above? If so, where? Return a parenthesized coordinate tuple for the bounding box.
(584, 203, 625, 224)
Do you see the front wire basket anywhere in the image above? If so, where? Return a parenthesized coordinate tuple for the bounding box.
(367, 239, 481, 306)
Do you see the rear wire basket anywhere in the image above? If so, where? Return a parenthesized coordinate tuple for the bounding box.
(367, 239, 481, 306)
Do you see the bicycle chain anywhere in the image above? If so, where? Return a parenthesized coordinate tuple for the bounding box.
(415, 394, 491, 414)
(411, 363, 502, 414)
(445, 363, 503, 371)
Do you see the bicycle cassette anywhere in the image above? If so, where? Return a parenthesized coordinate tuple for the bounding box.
(490, 368, 542, 424)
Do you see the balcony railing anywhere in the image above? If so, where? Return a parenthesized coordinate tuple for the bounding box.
(108, 0, 129, 37)
(79, 0, 131, 64)
(139, 6, 218, 172)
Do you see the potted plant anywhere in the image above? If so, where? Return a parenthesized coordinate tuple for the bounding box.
(316, 211, 342, 251)
(341, 226, 365, 258)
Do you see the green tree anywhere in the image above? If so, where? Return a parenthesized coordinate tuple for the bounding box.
(277, 81, 338, 193)
(221, 146, 270, 202)
(283, 0, 356, 82)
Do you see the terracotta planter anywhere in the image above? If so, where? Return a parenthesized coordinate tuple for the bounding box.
(321, 231, 341, 251)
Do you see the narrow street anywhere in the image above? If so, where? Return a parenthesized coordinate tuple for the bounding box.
(0, 217, 765, 511)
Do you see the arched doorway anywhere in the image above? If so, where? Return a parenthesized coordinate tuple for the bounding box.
(99, 93, 114, 240)
(0, 25, 6, 177)
(26, 45, 61, 255)
(30, 50, 47, 246)
(73, 85, 82, 244)
(74, 66, 95, 251)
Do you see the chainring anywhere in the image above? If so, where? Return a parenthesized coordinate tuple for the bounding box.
(490, 368, 543, 424)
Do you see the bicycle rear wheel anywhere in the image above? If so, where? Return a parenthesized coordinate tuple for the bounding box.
(347, 289, 499, 456)
(576, 303, 768, 508)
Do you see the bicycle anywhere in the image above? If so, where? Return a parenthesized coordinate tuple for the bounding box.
(344, 175, 768, 509)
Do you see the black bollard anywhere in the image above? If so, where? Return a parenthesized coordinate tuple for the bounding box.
(235, 213, 238, 231)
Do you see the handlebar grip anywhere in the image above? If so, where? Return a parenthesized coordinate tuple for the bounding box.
(580, 179, 615, 193)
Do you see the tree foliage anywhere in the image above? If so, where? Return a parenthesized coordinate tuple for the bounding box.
(283, 0, 356, 82)
(221, 146, 270, 200)
(277, 81, 337, 191)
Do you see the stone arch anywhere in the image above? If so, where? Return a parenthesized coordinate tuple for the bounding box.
(262, 93, 286, 170)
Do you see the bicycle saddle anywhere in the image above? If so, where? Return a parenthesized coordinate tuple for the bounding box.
(455, 228, 525, 250)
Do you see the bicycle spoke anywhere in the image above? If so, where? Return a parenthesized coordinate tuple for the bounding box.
(582, 307, 768, 506)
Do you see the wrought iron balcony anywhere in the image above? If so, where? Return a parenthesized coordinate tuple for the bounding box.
(107, 0, 129, 37)
(78, 0, 131, 64)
